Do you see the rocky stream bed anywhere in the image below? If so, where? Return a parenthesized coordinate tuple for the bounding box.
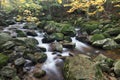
(0, 21, 120, 80)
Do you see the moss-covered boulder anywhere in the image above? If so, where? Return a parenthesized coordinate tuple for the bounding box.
(90, 34, 106, 42)
(114, 34, 120, 43)
(0, 53, 9, 67)
(63, 54, 107, 80)
(23, 22, 37, 29)
(16, 30, 27, 37)
(114, 60, 120, 76)
(51, 33, 64, 41)
(0, 33, 12, 45)
(105, 27, 120, 36)
(0, 66, 16, 78)
(93, 38, 120, 49)
(51, 42, 63, 52)
(14, 37, 38, 48)
(81, 21, 99, 34)
(33, 70, 46, 78)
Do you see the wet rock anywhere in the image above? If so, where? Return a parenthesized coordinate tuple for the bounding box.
(23, 22, 37, 29)
(114, 34, 120, 43)
(0, 66, 16, 78)
(0, 53, 9, 67)
(14, 57, 26, 66)
(42, 35, 55, 43)
(33, 70, 46, 78)
(51, 42, 63, 52)
(26, 30, 37, 36)
(76, 33, 88, 42)
(16, 30, 27, 37)
(0, 33, 12, 45)
(51, 33, 64, 41)
(62, 42, 75, 49)
(114, 60, 120, 76)
(34, 52, 47, 63)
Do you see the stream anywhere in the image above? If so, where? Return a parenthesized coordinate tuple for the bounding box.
(2, 22, 120, 80)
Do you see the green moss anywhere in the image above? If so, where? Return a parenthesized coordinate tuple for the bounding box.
(81, 21, 100, 34)
(0, 53, 9, 67)
(90, 34, 106, 42)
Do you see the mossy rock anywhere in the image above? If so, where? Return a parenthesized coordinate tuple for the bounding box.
(16, 30, 27, 37)
(90, 34, 106, 42)
(51, 33, 64, 41)
(81, 21, 99, 34)
(0, 53, 9, 67)
(105, 27, 120, 36)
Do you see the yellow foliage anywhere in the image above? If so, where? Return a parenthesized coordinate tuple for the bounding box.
(64, 0, 106, 16)
(57, 0, 62, 4)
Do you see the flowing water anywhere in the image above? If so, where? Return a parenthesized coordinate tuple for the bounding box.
(2, 23, 120, 80)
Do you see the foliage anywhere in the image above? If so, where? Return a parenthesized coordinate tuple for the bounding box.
(63, 0, 106, 17)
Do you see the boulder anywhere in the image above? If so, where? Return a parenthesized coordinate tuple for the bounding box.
(0, 53, 9, 67)
(51, 33, 64, 41)
(114, 60, 120, 76)
(63, 54, 107, 80)
(26, 30, 37, 36)
(0, 66, 16, 78)
(114, 34, 120, 43)
(62, 42, 75, 49)
(51, 42, 63, 52)
(14, 57, 26, 66)
(33, 70, 46, 78)
(64, 36, 72, 42)
(0, 33, 12, 45)
(105, 27, 120, 36)
(14, 37, 39, 48)
(16, 30, 27, 37)
(1, 41, 15, 50)
(93, 38, 120, 49)
(90, 34, 105, 42)
(42, 35, 55, 43)
(23, 22, 37, 29)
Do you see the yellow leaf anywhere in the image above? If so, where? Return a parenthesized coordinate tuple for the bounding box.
(57, 0, 62, 4)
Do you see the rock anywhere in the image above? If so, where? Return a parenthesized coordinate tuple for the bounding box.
(62, 42, 75, 49)
(93, 38, 120, 49)
(12, 76, 21, 80)
(76, 34, 88, 42)
(25, 52, 47, 63)
(0, 66, 16, 78)
(26, 30, 37, 36)
(34, 52, 47, 63)
(23, 22, 37, 29)
(114, 60, 120, 76)
(14, 57, 26, 66)
(81, 21, 99, 34)
(105, 27, 120, 36)
(42, 34, 55, 43)
(14, 37, 39, 48)
(63, 54, 107, 80)
(1, 41, 15, 50)
(114, 34, 120, 43)
(0, 33, 12, 45)
(51, 33, 64, 41)
(16, 30, 27, 37)
(33, 70, 46, 78)
(51, 42, 63, 52)
(103, 39, 120, 49)
(94, 54, 107, 62)
(90, 34, 105, 42)
(64, 36, 72, 42)
(0, 53, 9, 67)
(60, 24, 76, 37)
